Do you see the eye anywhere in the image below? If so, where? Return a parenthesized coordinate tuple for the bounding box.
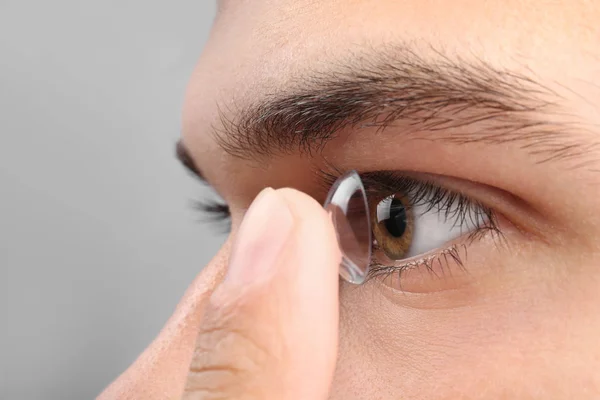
(321, 170, 502, 290)
(370, 190, 487, 263)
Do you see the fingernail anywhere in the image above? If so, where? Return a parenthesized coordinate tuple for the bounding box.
(224, 188, 294, 287)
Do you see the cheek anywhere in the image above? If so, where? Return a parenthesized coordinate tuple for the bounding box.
(330, 257, 600, 399)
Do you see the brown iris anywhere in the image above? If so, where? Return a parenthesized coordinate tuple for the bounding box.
(370, 194, 414, 260)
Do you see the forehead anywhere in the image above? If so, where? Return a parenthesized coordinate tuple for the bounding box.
(182, 0, 599, 188)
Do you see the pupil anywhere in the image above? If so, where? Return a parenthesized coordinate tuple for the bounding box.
(384, 197, 407, 238)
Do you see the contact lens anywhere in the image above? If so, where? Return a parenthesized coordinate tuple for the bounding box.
(323, 170, 372, 284)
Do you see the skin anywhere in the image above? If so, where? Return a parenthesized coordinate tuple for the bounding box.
(101, 1, 600, 399)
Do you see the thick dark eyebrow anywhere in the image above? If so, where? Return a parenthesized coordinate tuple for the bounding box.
(214, 45, 596, 168)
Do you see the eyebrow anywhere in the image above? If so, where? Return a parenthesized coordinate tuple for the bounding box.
(210, 44, 596, 169)
(176, 140, 206, 181)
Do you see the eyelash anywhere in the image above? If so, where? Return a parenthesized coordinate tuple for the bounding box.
(194, 171, 503, 281)
(193, 199, 232, 229)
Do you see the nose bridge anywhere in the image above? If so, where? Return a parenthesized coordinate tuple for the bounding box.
(205, 235, 234, 283)
(182, 234, 235, 304)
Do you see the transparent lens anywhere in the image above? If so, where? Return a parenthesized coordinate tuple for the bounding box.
(323, 170, 372, 284)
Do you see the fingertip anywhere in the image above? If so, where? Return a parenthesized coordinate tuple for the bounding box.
(275, 187, 342, 277)
(275, 188, 329, 217)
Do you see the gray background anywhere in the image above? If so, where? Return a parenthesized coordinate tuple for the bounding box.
(0, 2, 221, 399)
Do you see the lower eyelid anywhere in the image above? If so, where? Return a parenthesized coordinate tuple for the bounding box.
(370, 254, 471, 295)
(363, 268, 480, 310)
(365, 220, 526, 309)
(371, 241, 464, 275)
(368, 221, 506, 293)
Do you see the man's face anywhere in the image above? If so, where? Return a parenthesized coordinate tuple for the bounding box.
(180, 1, 600, 398)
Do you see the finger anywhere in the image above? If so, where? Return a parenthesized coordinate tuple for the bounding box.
(98, 241, 232, 400)
(184, 187, 342, 400)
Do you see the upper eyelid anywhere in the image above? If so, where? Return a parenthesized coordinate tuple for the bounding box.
(318, 167, 496, 219)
